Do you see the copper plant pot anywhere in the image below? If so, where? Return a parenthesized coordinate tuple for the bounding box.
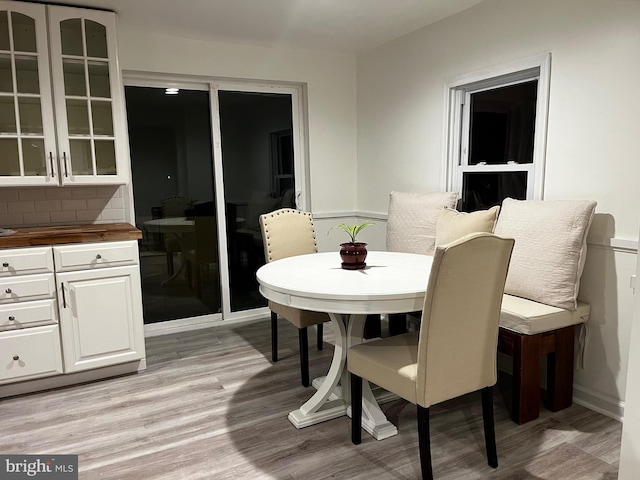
(339, 242, 368, 270)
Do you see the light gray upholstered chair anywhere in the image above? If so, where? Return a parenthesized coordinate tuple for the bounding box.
(259, 208, 330, 387)
(349, 233, 515, 480)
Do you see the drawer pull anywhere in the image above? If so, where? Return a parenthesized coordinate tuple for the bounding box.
(8, 316, 15, 321)
(12, 355, 19, 361)
(96, 254, 102, 259)
(5, 288, 11, 294)
(2, 262, 8, 268)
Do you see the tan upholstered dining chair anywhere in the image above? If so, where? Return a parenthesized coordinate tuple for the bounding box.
(384, 191, 458, 336)
(259, 208, 329, 387)
(349, 233, 514, 480)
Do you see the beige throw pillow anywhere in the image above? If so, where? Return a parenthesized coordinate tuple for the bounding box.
(493, 198, 597, 311)
(435, 206, 500, 247)
(386, 191, 458, 255)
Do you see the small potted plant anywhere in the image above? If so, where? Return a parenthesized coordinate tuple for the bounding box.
(329, 221, 375, 270)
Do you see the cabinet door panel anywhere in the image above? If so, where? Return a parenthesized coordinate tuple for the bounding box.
(58, 265, 144, 373)
(48, 5, 128, 185)
(0, 1, 57, 185)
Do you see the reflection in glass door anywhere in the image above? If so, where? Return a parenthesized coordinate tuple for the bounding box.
(125, 86, 221, 324)
(215, 90, 297, 313)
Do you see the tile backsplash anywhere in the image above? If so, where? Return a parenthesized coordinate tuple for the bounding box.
(0, 186, 127, 227)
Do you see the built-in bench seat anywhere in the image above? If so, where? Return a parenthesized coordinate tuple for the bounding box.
(498, 294, 590, 424)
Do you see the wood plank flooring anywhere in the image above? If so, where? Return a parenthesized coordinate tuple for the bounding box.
(0, 318, 622, 479)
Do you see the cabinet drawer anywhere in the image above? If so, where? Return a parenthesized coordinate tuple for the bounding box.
(54, 241, 139, 272)
(0, 247, 54, 277)
(0, 274, 56, 304)
(0, 325, 63, 384)
(0, 299, 58, 331)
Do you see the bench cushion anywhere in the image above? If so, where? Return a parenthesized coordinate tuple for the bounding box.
(500, 294, 590, 335)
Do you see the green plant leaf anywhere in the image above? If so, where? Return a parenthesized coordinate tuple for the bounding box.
(328, 221, 376, 243)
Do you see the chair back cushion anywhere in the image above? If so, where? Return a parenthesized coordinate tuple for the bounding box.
(435, 206, 500, 247)
(386, 191, 458, 255)
(493, 198, 596, 310)
(416, 233, 514, 407)
(259, 209, 317, 262)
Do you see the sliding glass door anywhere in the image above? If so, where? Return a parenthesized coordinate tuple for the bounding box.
(126, 86, 220, 324)
(125, 78, 306, 324)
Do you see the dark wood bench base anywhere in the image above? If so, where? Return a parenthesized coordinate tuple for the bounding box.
(498, 325, 576, 424)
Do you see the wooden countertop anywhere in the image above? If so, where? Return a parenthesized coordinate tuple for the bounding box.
(0, 223, 142, 248)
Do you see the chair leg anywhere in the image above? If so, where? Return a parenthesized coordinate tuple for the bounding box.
(545, 325, 575, 412)
(270, 312, 278, 363)
(317, 323, 323, 351)
(299, 327, 310, 387)
(481, 387, 498, 468)
(351, 373, 362, 445)
(417, 405, 433, 480)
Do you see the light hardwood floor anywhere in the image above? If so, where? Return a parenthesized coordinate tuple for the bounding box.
(1, 318, 621, 479)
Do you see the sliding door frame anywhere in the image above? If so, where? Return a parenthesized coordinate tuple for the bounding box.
(211, 81, 308, 320)
(123, 71, 309, 329)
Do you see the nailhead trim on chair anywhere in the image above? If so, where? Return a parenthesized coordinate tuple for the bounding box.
(261, 209, 318, 262)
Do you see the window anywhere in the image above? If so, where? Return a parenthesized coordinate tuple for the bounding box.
(443, 54, 551, 212)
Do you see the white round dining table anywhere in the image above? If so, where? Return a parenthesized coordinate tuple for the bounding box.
(256, 250, 433, 440)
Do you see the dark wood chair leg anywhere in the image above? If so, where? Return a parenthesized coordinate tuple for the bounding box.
(481, 386, 498, 468)
(299, 327, 310, 387)
(545, 325, 575, 412)
(317, 323, 323, 351)
(389, 313, 408, 336)
(270, 312, 278, 363)
(417, 405, 433, 480)
(512, 332, 542, 424)
(351, 373, 362, 445)
(363, 314, 382, 339)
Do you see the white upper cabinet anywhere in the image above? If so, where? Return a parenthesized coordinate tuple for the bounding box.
(0, 1, 129, 186)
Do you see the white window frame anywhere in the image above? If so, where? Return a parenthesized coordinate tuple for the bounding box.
(442, 53, 552, 204)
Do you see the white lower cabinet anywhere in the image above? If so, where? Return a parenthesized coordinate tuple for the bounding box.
(57, 265, 144, 373)
(0, 240, 145, 393)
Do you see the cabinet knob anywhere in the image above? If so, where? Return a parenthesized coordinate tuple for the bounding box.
(96, 254, 102, 259)
(5, 288, 11, 294)
(2, 262, 8, 268)
(8, 316, 15, 321)
(12, 355, 19, 361)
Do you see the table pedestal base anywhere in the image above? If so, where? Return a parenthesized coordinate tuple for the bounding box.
(287, 313, 399, 440)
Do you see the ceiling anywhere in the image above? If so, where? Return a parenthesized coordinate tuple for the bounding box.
(41, 0, 483, 54)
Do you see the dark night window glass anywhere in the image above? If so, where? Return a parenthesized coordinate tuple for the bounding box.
(469, 80, 537, 165)
(462, 172, 527, 212)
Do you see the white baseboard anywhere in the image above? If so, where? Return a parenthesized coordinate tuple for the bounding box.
(573, 384, 624, 422)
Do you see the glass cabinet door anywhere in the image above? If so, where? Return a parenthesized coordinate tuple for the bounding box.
(0, 1, 57, 185)
(48, 6, 128, 185)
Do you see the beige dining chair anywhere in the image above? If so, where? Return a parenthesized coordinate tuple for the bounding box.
(384, 191, 458, 336)
(259, 208, 330, 387)
(348, 232, 514, 480)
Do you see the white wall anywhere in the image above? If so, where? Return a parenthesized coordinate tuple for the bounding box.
(116, 30, 358, 216)
(356, 0, 640, 418)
